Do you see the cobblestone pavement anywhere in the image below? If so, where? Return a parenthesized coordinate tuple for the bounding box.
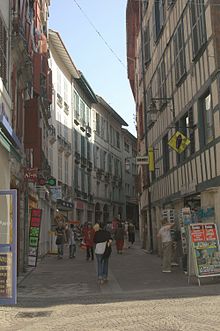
(1, 241, 220, 330)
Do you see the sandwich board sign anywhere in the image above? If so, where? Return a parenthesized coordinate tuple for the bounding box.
(188, 223, 220, 286)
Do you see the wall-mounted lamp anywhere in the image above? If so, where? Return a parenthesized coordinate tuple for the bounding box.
(149, 97, 175, 120)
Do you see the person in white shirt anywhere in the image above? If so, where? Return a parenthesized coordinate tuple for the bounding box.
(157, 219, 175, 272)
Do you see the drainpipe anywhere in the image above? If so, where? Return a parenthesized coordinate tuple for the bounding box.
(139, 4, 153, 252)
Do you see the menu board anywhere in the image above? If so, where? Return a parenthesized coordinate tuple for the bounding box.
(28, 209, 42, 267)
(190, 223, 220, 277)
(0, 253, 12, 298)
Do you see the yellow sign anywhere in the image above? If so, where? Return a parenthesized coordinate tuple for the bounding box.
(168, 131, 190, 154)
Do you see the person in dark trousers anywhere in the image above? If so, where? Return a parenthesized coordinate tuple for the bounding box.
(93, 223, 112, 285)
(114, 223, 125, 254)
(55, 221, 66, 259)
(84, 223, 95, 261)
(68, 224, 76, 258)
(128, 222, 135, 248)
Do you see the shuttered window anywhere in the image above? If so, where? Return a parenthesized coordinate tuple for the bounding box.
(0, 12, 7, 87)
(174, 20, 186, 84)
(190, 0, 206, 58)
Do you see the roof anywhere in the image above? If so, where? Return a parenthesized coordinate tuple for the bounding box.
(96, 95, 128, 127)
(75, 71, 97, 104)
(49, 29, 80, 79)
(122, 128, 137, 141)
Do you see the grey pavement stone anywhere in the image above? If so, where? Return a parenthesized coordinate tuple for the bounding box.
(1, 240, 220, 330)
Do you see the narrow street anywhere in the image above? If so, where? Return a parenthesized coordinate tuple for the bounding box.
(1, 240, 220, 331)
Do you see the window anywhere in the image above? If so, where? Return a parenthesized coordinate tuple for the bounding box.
(86, 106, 90, 126)
(57, 110, 61, 136)
(116, 131, 120, 149)
(176, 109, 195, 164)
(162, 134, 169, 173)
(174, 20, 186, 84)
(81, 168, 85, 193)
(74, 92, 80, 118)
(153, 0, 164, 42)
(56, 68, 62, 95)
(143, 0, 149, 12)
(64, 158, 68, 184)
(96, 113, 100, 135)
(81, 135, 86, 158)
(198, 92, 213, 147)
(107, 153, 112, 173)
(190, 0, 206, 58)
(63, 77, 68, 104)
(144, 21, 151, 66)
(157, 59, 166, 107)
(58, 153, 62, 181)
(80, 100, 85, 124)
(74, 165, 79, 188)
(124, 141, 130, 153)
(0, 14, 8, 87)
(74, 129, 79, 153)
(87, 141, 91, 161)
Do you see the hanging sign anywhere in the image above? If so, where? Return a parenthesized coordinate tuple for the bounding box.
(168, 131, 190, 154)
(28, 209, 42, 267)
(189, 223, 220, 281)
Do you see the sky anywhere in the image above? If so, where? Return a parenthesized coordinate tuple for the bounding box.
(49, 0, 136, 136)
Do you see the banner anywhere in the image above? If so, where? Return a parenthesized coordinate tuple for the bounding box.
(190, 223, 220, 277)
(28, 209, 42, 267)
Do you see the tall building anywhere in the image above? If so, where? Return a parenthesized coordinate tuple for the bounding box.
(127, 0, 220, 251)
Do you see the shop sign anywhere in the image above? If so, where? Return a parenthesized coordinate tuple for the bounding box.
(189, 223, 220, 278)
(24, 168, 38, 183)
(0, 190, 17, 305)
(50, 186, 62, 200)
(168, 131, 190, 154)
(28, 209, 42, 267)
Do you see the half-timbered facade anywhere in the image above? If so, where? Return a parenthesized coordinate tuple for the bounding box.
(127, 0, 220, 250)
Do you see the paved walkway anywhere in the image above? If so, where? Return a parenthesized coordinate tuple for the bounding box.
(1, 239, 220, 330)
(16, 239, 220, 305)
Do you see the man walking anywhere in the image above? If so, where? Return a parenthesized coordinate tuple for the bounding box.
(157, 219, 175, 273)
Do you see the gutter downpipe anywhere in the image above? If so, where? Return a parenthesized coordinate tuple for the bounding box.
(140, 4, 153, 253)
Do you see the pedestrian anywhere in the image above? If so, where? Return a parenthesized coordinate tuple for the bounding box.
(93, 223, 112, 285)
(157, 219, 175, 273)
(84, 223, 95, 261)
(114, 223, 125, 254)
(68, 224, 76, 258)
(128, 221, 135, 248)
(55, 221, 66, 259)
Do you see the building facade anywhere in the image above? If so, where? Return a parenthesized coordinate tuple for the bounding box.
(127, 0, 220, 251)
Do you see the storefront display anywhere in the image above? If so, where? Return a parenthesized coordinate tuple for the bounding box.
(28, 209, 42, 267)
(0, 190, 17, 305)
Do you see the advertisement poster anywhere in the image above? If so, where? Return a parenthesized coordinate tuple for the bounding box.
(190, 223, 220, 277)
(0, 190, 17, 305)
(28, 209, 42, 267)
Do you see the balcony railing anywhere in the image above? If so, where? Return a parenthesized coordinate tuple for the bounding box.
(48, 125, 56, 144)
(57, 134, 66, 152)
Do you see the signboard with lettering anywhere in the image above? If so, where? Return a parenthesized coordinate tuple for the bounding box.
(28, 209, 42, 267)
(189, 223, 220, 285)
(0, 190, 17, 305)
